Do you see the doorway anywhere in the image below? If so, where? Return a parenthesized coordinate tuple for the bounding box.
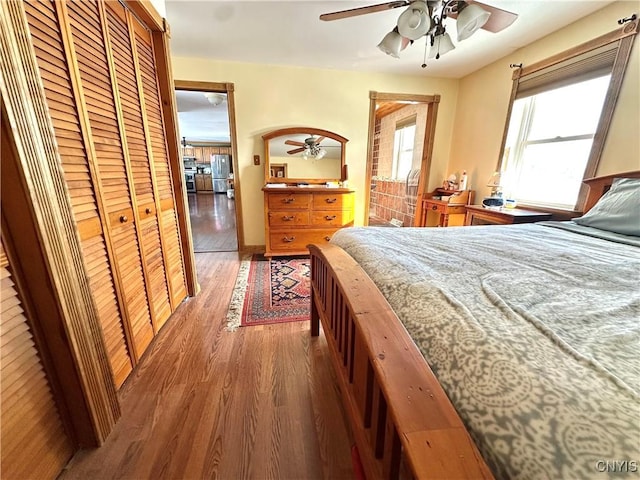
(364, 92, 440, 227)
(174, 82, 242, 252)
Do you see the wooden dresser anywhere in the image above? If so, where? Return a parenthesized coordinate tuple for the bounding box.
(263, 187, 354, 256)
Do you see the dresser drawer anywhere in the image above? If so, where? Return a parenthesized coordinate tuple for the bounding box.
(268, 211, 310, 227)
(269, 229, 336, 253)
(312, 192, 353, 211)
(268, 193, 312, 210)
(311, 210, 354, 227)
(424, 201, 447, 215)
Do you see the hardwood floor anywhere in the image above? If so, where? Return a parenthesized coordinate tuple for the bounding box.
(189, 193, 238, 252)
(61, 252, 354, 480)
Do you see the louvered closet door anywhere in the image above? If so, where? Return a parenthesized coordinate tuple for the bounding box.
(106, 2, 172, 329)
(133, 20, 188, 306)
(1, 242, 75, 479)
(23, 0, 133, 388)
(65, 0, 154, 358)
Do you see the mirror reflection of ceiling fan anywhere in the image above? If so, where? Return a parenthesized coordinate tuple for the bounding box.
(320, 0, 518, 65)
(285, 135, 327, 159)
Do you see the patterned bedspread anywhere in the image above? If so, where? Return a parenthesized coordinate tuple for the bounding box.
(330, 223, 640, 479)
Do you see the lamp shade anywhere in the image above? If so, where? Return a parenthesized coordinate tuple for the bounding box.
(486, 171, 502, 187)
(456, 3, 491, 41)
(377, 29, 403, 58)
(397, 1, 431, 41)
(428, 32, 455, 59)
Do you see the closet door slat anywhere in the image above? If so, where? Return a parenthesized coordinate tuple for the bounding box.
(23, 0, 133, 388)
(133, 24, 188, 305)
(106, 2, 171, 330)
(66, 0, 154, 360)
(0, 242, 74, 480)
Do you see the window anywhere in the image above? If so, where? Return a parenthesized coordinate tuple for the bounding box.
(502, 75, 610, 209)
(392, 117, 416, 180)
(499, 23, 637, 211)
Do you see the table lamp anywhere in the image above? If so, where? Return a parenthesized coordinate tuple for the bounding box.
(482, 172, 505, 208)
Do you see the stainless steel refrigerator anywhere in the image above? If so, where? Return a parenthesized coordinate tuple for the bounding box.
(210, 154, 231, 193)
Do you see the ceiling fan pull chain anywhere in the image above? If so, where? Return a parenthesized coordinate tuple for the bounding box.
(421, 34, 429, 68)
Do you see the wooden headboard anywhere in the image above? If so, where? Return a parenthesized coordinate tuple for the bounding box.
(582, 170, 640, 213)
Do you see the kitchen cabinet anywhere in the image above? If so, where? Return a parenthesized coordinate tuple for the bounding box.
(195, 173, 213, 192)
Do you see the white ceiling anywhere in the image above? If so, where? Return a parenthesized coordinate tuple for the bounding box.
(175, 90, 230, 143)
(167, 1, 615, 143)
(165, 1, 614, 78)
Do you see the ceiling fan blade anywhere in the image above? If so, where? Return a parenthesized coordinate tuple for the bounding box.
(285, 140, 305, 147)
(287, 147, 305, 155)
(474, 1, 518, 32)
(447, 1, 518, 33)
(314, 136, 326, 145)
(320, 1, 409, 21)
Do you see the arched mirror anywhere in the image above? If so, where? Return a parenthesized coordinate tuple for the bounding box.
(263, 127, 348, 184)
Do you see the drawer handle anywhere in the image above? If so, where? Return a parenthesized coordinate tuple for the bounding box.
(432, 205, 438, 211)
(119, 215, 128, 223)
(325, 198, 337, 204)
(283, 236, 296, 243)
(324, 236, 331, 241)
(282, 215, 295, 221)
(325, 215, 336, 221)
(282, 198, 294, 204)
(145, 208, 152, 214)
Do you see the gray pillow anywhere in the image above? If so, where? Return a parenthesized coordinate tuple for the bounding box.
(573, 177, 640, 236)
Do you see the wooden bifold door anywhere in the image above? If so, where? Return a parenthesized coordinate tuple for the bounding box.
(0, 241, 75, 479)
(22, 0, 188, 389)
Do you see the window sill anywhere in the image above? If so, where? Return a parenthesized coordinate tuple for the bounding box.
(516, 203, 583, 221)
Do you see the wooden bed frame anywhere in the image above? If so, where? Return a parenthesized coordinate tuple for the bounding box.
(309, 170, 639, 479)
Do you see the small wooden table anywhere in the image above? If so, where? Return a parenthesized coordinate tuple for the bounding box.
(465, 205, 552, 226)
(420, 189, 474, 227)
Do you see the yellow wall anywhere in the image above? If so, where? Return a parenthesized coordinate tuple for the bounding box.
(172, 57, 460, 247)
(448, 0, 640, 199)
(173, 1, 639, 247)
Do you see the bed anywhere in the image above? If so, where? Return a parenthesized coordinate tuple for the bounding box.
(309, 171, 640, 479)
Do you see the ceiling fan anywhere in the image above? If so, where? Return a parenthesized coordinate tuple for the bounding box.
(285, 135, 328, 159)
(320, 0, 518, 66)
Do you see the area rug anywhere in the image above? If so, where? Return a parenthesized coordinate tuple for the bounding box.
(226, 254, 311, 330)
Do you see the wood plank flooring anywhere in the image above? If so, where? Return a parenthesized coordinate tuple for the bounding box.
(189, 193, 238, 252)
(61, 252, 354, 479)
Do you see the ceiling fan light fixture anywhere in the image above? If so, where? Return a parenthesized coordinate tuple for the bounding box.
(456, 3, 491, 41)
(377, 28, 403, 58)
(428, 32, 455, 59)
(397, 1, 431, 41)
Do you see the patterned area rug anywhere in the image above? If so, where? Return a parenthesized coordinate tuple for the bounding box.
(226, 254, 310, 330)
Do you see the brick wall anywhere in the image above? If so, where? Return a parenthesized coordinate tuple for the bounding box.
(370, 179, 416, 226)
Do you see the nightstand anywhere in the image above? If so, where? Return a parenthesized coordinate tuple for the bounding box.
(465, 205, 552, 226)
(420, 189, 474, 227)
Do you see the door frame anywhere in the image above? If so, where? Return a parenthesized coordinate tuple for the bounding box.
(174, 80, 244, 252)
(364, 91, 440, 226)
